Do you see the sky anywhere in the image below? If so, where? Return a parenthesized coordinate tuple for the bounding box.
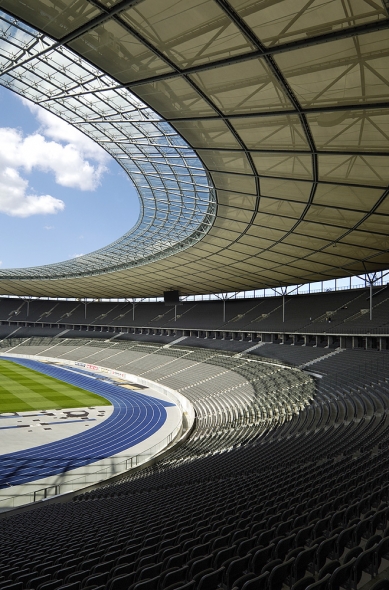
(0, 87, 140, 269)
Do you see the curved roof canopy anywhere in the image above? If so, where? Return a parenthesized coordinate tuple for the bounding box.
(0, 0, 388, 298)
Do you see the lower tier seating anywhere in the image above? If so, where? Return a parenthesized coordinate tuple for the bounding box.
(0, 337, 388, 590)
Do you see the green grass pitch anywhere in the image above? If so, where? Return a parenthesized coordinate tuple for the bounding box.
(0, 359, 111, 413)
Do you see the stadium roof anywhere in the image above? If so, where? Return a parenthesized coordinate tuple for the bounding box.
(0, 0, 388, 299)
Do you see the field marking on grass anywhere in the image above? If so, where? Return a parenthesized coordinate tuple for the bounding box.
(0, 367, 95, 408)
(0, 372, 57, 410)
(0, 359, 111, 414)
(0, 357, 178, 489)
(0, 362, 90, 399)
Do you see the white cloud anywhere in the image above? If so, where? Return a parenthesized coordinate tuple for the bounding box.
(72, 253, 84, 258)
(0, 164, 64, 217)
(44, 225, 54, 230)
(26, 101, 107, 163)
(0, 99, 109, 217)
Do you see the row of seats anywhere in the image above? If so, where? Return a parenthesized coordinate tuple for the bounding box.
(0, 337, 389, 590)
(1, 285, 388, 333)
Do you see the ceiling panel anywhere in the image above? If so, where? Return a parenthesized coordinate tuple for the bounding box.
(121, 0, 256, 68)
(252, 153, 313, 180)
(173, 120, 241, 149)
(134, 78, 217, 118)
(190, 58, 293, 114)
(229, 0, 387, 47)
(0, 0, 101, 37)
(308, 109, 389, 152)
(275, 31, 389, 108)
(232, 115, 309, 150)
(69, 19, 173, 83)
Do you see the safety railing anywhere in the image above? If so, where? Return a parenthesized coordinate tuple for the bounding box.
(0, 421, 182, 510)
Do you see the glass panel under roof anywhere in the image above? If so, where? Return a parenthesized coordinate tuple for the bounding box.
(332, 242, 381, 257)
(283, 232, 330, 250)
(318, 154, 389, 186)
(98, 0, 125, 6)
(0, 0, 101, 38)
(0, 19, 53, 68)
(190, 58, 292, 114)
(313, 184, 383, 211)
(253, 212, 299, 232)
(69, 19, 173, 83)
(339, 230, 389, 250)
(260, 178, 312, 202)
(297, 221, 347, 240)
(229, 0, 387, 47)
(246, 225, 286, 241)
(257, 198, 306, 219)
(358, 214, 389, 234)
(217, 205, 253, 223)
(217, 190, 256, 209)
(134, 77, 216, 118)
(308, 109, 389, 152)
(210, 171, 257, 194)
(275, 30, 389, 108)
(197, 149, 253, 174)
(232, 115, 309, 150)
(252, 153, 313, 179)
(121, 0, 256, 68)
(173, 120, 241, 149)
(375, 195, 389, 215)
(304, 205, 365, 228)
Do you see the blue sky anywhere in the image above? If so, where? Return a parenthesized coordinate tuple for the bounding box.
(0, 87, 140, 269)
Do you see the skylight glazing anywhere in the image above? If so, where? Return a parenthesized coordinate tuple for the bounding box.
(0, 10, 216, 279)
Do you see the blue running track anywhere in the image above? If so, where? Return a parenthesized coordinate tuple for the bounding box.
(0, 357, 175, 489)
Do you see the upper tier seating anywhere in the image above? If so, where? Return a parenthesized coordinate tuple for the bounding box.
(2, 285, 389, 335)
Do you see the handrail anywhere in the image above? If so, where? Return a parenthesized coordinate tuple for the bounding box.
(0, 420, 182, 509)
(0, 355, 194, 510)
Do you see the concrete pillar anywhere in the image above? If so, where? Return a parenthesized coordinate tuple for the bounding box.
(291, 335, 297, 345)
(340, 336, 346, 348)
(352, 336, 358, 349)
(222, 332, 227, 340)
(326, 335, 333, 348)
(303, 335, 308, 346)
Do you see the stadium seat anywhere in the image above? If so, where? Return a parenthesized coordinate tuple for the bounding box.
(240, 572, 269, 590)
